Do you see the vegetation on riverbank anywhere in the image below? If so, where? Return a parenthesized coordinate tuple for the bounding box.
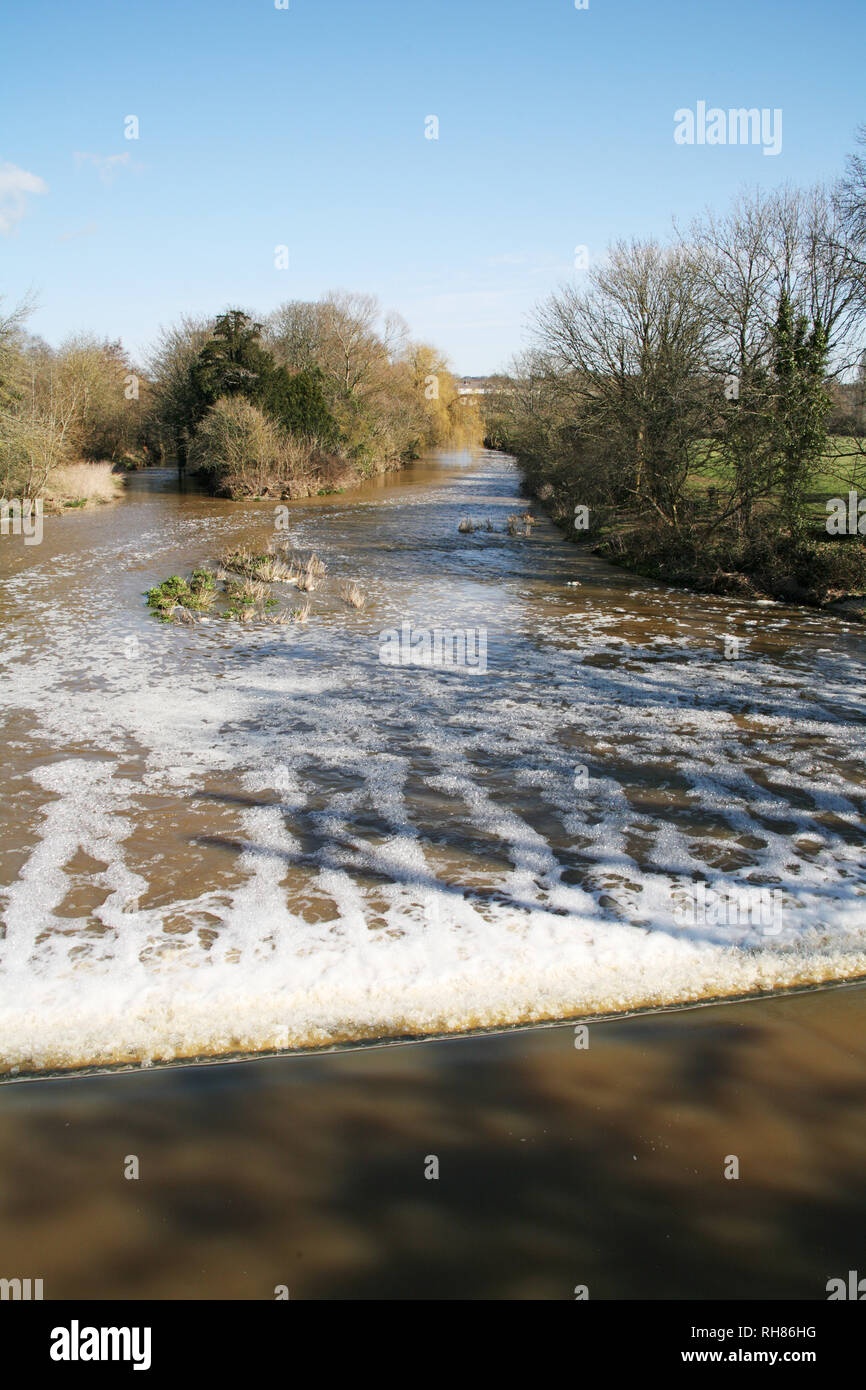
(0, 304, 145, 506)
(41, 462, 125, 510)
(484, 130, 866, 614)
(168, 298, 483, 499)
(0, 290, 482, 508)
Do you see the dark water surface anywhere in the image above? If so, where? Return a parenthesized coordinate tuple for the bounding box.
(0, 984, 864, 1299)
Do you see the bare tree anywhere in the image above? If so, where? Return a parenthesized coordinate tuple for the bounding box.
(145, 314, 212, 466)
(533, 241, 715, 526)
(265, 301, 326, 373)
(837, 123, 866, 281)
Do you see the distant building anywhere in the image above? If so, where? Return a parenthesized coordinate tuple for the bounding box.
(455, 377, 495, 397)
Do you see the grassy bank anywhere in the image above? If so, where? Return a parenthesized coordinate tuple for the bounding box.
(598, 523, 866, 617)
(510, 436, 866, 619)
(39, 462, 125, 510)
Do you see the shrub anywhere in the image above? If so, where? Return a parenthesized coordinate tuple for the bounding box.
(189, 396, 318, 498)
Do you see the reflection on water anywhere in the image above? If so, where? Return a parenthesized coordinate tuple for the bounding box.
(1, 450, 866, 1076)
(0, 986, 864, 1299)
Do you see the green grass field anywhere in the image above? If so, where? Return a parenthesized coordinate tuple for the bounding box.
(685, 435, 866, 520)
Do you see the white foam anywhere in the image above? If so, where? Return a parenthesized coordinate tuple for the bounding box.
(2, 451, 866, 1074)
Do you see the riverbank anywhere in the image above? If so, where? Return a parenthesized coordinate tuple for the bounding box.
(596, 524, 866, 622)
(2, 462, 126, 513)
(193, 445, 408, 500)
(1, 984, 864, 1298)
(509, 454, 866, 621)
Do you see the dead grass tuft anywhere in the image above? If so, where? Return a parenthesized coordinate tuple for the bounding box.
(43, 462, 123, 508)
(339, 581, 366, 610)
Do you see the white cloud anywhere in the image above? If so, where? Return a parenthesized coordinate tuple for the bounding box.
(73, 151, 132, 184)
(0, 161, 48, 234)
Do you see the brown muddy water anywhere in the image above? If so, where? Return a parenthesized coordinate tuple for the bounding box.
(0, 447, 865, 1076)
(1, 449, 866, 1298)
(0, 986, 864, 1299)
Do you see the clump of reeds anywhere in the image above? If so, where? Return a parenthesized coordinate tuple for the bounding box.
(219, 545, 257, 576)
(146, 570, 216, 623)
(148, 545, 330, 628)
(264, 542, 327, 588)
(258, 553, 296, 582)
(224, 577, 269, 605)
(507, 511, 537, 537)
(339, 581, 366, 610)
(458, 517, 478, 533)
(294, 553, 325, 592)
(220, 546, 297, 583)
(222, 576, 273, 620)
(189, 569, 216, 599)
(146, 561, 314, 628)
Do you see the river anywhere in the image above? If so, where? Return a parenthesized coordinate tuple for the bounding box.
(1, 448, 865, 1079)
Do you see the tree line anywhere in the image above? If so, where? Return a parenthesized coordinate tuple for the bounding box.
(484, 130, 866, 603)
(0, 290, 481, 502)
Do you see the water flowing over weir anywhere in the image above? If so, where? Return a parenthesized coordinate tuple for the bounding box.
(1, 449, 866, 1079)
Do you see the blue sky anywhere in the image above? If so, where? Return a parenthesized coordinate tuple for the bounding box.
(1, 0, 864, 372)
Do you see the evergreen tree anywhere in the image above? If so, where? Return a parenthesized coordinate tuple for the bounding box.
(771, 291, 831, 538)
(187, 309, 340, 447)
(261, 365, 340, 446)
(189, 310, 273, 423)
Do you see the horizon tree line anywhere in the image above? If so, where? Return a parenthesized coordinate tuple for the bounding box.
(0, 289, 481, 501)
